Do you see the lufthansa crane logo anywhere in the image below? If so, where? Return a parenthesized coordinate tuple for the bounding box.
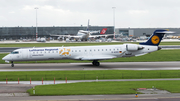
(151, 35, 160, 44)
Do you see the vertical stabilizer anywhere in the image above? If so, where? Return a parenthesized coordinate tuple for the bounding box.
(139, 30, 174, 46)
(100, 28, 107, 34)
(87, 19, 90, 31)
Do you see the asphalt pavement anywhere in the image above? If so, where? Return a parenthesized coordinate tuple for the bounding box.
(1, 62, 180, 71)
(0, 93, 180, 101)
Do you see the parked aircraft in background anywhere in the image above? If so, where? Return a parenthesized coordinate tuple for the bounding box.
(36, 37, 46, 42)
(2, 30, 173, 67)
(51, 20, 113, 41)
(88, 28, 112, 38)
(52, 28, 109, 41)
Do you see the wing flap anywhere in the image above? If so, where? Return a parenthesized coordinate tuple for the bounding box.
(50, 35, 70, 37)
(89, 34, 114, 38)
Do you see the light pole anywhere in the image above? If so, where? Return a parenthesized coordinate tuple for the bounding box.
(112, 7, 116, 39)
(34, 7, 38, 40)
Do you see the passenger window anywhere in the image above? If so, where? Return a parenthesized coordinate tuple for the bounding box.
(102, 49, 103, 51)
(79, 50, 81, 52)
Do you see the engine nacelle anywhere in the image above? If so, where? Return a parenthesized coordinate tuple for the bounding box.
(126, 44, 144, 51)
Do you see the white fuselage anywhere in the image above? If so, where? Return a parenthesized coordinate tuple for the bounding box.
(2, 44, 158, 62)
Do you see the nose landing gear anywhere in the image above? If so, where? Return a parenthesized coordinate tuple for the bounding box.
(92, 60, 100, 66)
(11, 61, 14, 67)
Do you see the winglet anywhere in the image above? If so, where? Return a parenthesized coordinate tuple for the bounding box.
(139, 29, 174, 46)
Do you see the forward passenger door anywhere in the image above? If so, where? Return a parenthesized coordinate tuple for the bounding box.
(22, 49, 28, 59)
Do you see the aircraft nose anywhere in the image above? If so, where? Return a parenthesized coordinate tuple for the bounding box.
(2, 55, 9, 60)
(2, 56, 7, 60)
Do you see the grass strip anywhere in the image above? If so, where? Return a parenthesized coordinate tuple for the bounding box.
(1, 49, 180, 64)
(1, 70, 180, 81)
(0, 42, 179, 47)
(27, 80, 180, 96)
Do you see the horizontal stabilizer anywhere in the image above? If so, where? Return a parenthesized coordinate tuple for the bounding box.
(155, 31, 174, 34)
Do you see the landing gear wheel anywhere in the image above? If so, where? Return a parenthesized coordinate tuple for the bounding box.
(92, 62, 95, 65)
(11, 61, 14, 67)
(92, 60, 100, 66)
(92, 61, 96, 65)
(95, 62, 100, 66)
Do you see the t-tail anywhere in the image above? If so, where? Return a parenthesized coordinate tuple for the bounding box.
(139, 29, 174, 46)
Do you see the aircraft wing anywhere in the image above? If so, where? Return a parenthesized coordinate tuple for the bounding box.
(78, 30, 100, 34)
(50, 34, 70, 37)
(89, 34, 114, 38)
(74, 51, 126, 60)
(50, 34, 82, 38)
(75, 56, 117, 61)
(70, 36, 82, 38)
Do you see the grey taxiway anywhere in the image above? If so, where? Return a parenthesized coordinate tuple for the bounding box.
(1, 62, 180, 71)
(0, 93, 180, 101)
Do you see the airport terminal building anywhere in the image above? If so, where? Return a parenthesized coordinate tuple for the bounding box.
(115, 28, 180, 38)
(0, 26, 114, 40)
(0, 26, 179, 40)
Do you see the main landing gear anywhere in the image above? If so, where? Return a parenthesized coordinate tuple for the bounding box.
(92, 60, 100, 66)
(11, 61, 14, 67)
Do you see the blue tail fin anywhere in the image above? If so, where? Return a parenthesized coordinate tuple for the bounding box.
(139, 29, 172, 46)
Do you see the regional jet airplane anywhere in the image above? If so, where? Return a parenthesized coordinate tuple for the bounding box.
(2, 30, 173, 67)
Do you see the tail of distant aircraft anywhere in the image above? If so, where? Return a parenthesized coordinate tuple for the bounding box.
(87, 19, 90, 31)
(100, 28, 107, 34)
(139, 29, 174, 46)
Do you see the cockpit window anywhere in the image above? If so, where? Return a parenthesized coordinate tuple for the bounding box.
(11, 51, 19, 54)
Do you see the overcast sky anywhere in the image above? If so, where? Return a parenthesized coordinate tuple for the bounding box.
(0, 0, 180, 28)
